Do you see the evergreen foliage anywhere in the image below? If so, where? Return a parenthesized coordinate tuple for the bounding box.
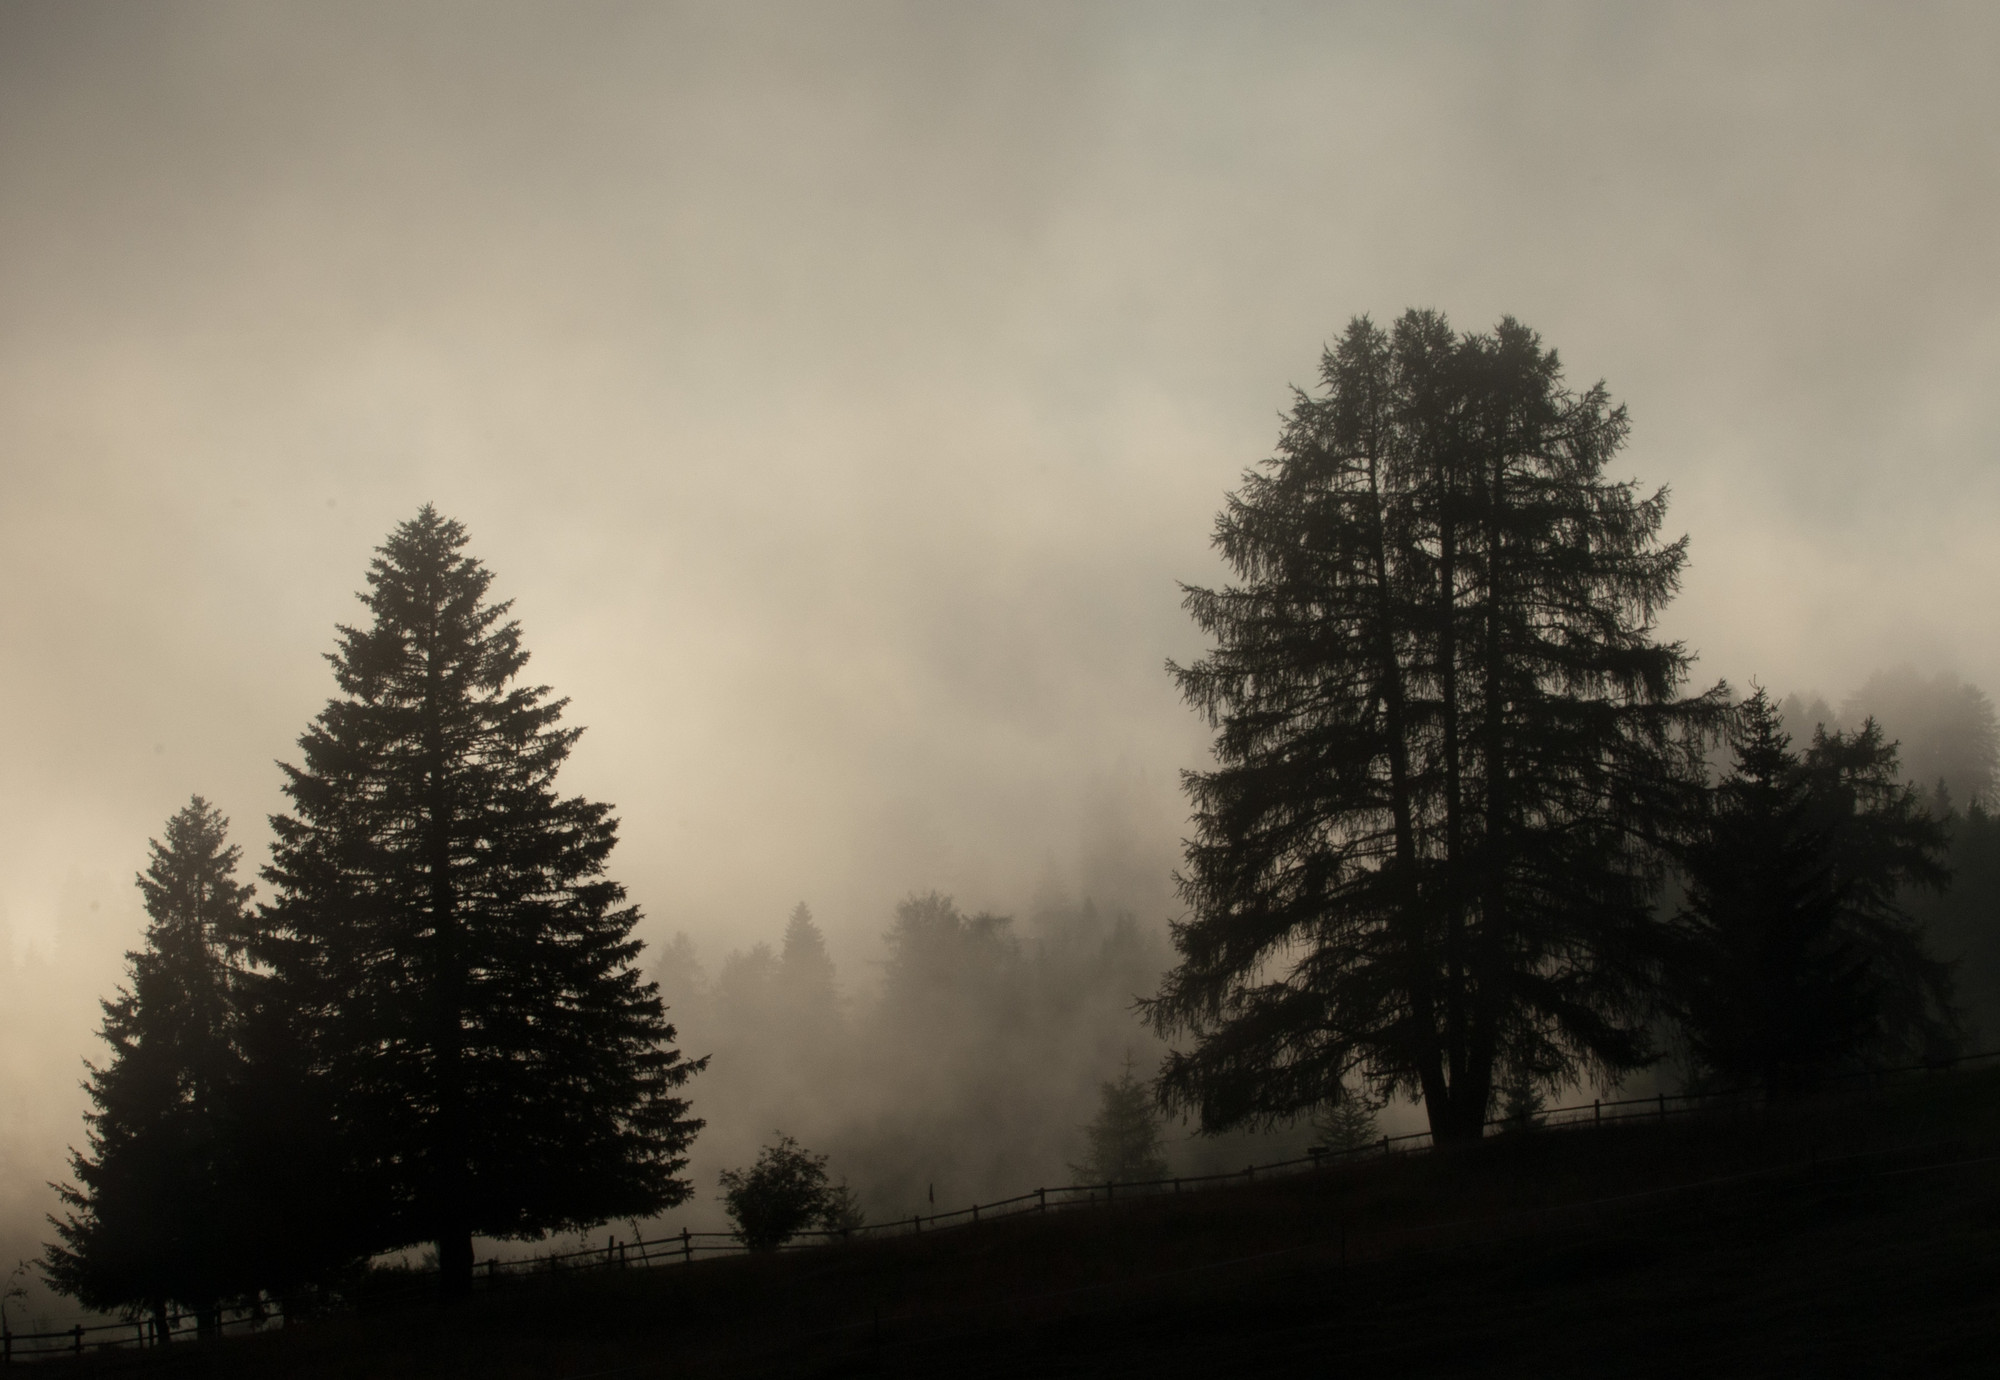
(1149, 312, 1723, 1144)
(677, 889, 1171, 1222)
(1070, 1059, 1169, 1185)
(1670, 689, 1957, 1096)
(239, 507, 703, 1295)
(779, 902, 838, 1027)
(882, 891, 1021, 1013)
(1917, 802, 2000, 1044)
(45, 798, 250, 1331)
(1498, 1080, 1547, 1135)
(717, 1135, 847, 1251)
(1309, 1093, 1381, 1153)
(1842, 667, 1999, 811)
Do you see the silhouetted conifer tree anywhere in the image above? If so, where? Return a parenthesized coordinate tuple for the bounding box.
(1150, 313, 1723, 1144)
(1069, 1058, 1169, 1184)
(1917, 802, 2000, 1043)
(242, 507, 702, 1296)
(1309, 1091, 1381, 1152)
(1671, 690, 1956, 1096)
(779, 902, 838, 1026)
(46, 798, 249, 1334)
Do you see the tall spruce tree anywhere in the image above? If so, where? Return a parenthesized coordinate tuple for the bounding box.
(1149, 313, 1723, 1144)
(242, 507, 703, 1296)
(1671, 690, 1956, 1094)
(46, 797, 249, 1334)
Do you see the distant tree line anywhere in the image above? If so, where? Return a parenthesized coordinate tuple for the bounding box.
(1149, 311, 1985, 1143)
(657, 889, 1180, 1225)
(47, 509, 703, 1323)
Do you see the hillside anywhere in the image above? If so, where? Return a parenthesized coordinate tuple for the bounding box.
(50, 1066, 2000, 1378)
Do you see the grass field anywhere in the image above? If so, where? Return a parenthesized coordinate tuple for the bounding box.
(51, 1067, 2000, 1378)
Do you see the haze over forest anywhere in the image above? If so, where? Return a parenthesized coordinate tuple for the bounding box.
(6, 0, 2000, 1323)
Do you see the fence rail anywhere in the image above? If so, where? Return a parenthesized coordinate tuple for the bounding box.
(9, 1046, 1996, 1363)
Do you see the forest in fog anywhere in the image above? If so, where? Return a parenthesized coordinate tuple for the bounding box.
(10, 2, 2000, 1351)
(30, 318, 2000, 1334)
(654, 659, 2000, 1226)
(652, 890, 1271, 1232)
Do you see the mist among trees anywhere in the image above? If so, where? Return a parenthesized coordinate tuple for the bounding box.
(655, 890, 1189, 1227)
(34, 316, 2000, 1333)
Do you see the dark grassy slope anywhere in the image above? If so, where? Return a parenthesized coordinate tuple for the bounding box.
(73, 1068, 2000, 1379)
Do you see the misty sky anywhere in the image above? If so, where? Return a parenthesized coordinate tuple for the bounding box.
(5, 0, 2000, 1275)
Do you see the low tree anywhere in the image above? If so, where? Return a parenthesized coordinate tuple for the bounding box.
(45, 798, 250, 1335)
(718, 1136, 847, 1251)
(1670, 689, 1957, 1096)
(1309, 1092, 1380, 1153)
(819, 1180, 866, 1234)
(1496, 1081, 1546, 1134)
(1069, 1059, 1169, 1185)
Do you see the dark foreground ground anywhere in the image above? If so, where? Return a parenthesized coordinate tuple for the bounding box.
(54, 1069, 2000, 1378)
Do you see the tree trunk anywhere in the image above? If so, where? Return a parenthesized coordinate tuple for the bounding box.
(438, 1229, 474, 1300)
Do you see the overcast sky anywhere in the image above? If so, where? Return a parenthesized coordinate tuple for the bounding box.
(5, 0, 1999, 1280)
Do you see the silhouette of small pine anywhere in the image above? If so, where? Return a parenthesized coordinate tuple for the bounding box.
(1070, 1058, 1169, 1185)
(45, 797, 250, 1335)
(1498, 1081, 1545, 1134)
(1310, 1095, 1380, 1152)
(1670, 688, 1957, 1097)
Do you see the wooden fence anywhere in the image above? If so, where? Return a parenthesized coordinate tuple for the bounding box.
(7, 1046, 1994, 1364)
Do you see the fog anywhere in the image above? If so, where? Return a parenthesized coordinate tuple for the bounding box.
(5, 0, 2000, 1320)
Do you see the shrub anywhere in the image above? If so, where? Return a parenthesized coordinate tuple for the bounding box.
(719, 1136, 851, 1251)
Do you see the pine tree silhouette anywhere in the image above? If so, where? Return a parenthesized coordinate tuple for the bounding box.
(241, 507, 703, 1295)
(1672, 689, 1956, 1095)
(46, 797, 249, 1334)
(1150, 313, 1724, 1143)
(1070, 1057, 1169, 1184)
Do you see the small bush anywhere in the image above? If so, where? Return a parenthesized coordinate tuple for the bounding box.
(719, 1135, 855, 1251)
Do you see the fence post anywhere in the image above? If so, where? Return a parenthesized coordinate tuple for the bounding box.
(681, 1227, 692, 1264)
(1381, 1135, 1390, 1158)
(1037, 1187, 1046, 1213)
(1172, 1178, 1180, 1195)
(972, 1203, 979, 1223)
(1594, 1099, 1601, 1125)
(913, 1214, 921, 1234)
(1658, 1092, 1666, 1123)
(1245, 1165, 1254, 1183)
(73, 1325, 84, 1356)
